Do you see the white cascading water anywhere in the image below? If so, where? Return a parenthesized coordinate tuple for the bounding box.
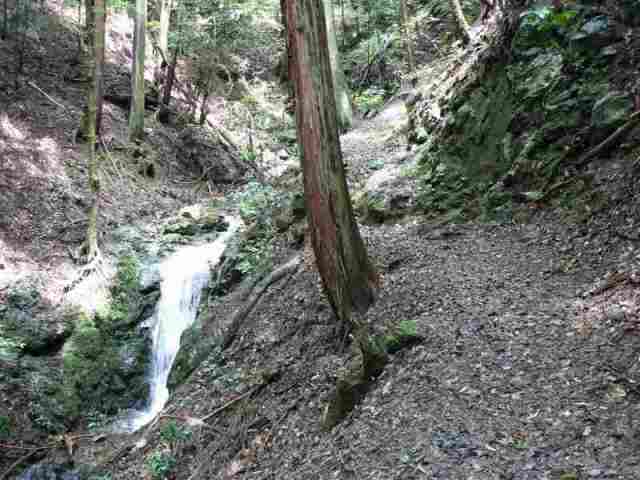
(122, 216, 240, 432)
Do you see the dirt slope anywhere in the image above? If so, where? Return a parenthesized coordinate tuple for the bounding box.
(99, 98, 640, 480)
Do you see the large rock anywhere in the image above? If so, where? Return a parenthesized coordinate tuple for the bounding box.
(354, 155, 420, 223)
(0, 278, 77, 355)
(177, 126, 246, 184)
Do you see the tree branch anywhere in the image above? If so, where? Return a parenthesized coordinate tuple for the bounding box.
(221, 255, 301, 350)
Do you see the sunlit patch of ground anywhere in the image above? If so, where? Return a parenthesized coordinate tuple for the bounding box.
(574, 278, 640, 337)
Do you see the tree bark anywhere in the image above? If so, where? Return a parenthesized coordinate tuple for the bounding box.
(94, 0, 105, 135)
(323, 0, 352, 132)
(448, 0, 471, 43)
(284, 0, 385, 427)
(129, 0, 146, 140)
(158, 43, 178, 123)
(85, 0, 101, 260)
(399, 0, 416, 85)
(2, 0, 8, 40)
(158, 0, 171, 62)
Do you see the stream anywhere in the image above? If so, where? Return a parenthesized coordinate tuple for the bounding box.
(120, 216, 241, 432)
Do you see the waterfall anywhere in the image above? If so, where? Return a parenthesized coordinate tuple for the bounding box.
(121, 216, 240, 432)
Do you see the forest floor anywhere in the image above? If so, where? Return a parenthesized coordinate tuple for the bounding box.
(95, 99, 640, 480)
(3, 4, 640, 478)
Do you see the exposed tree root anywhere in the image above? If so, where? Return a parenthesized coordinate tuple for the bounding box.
(63, 244, 107, 294)
(321, 327, 388, 430)
(577, 111, 640, 167)
(221, 255, 301, 351)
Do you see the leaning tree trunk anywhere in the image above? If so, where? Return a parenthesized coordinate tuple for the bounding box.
(284, 0, 386, 429)
(323, 0, 352, 132)
(449, 0, 471, 43)
(129, 0, 146, 140)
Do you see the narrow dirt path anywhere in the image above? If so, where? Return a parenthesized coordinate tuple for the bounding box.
(340, 99, 409, 187)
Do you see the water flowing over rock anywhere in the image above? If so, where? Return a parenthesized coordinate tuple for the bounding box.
(121, 217, 241, 432)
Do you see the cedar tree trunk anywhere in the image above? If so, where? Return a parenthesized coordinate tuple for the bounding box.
(284, 0, 386, 428)
(129, 0, 146, 140)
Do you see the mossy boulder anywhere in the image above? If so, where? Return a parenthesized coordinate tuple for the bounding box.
(354, 156, 420, 223)
(167, 316, 221, 389)
(60, 254, 155, 423)
(0, 278, 78, 356)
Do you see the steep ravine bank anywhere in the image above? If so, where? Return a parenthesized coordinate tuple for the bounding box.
(0, 203, 240, 477)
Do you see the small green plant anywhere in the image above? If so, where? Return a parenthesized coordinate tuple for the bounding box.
(384, 320, 419, 354)
(367, 158, 385, 170)
(229, 181, 296, 276)
(89, 473, 112, 480)
(160, 420, 191, 449)
(0, 415, 10, 438)
(146, 450, 176, 480)
(354, 87, 385, 113)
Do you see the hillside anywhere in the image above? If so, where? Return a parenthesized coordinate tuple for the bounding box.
(2, 1, 640, 479)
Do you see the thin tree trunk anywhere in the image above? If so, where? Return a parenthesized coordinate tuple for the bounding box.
(448, 0, 471, 43)
(158, 0, 171, 61)
(399, 0, 416, 86)
(2, 0, 8, 40)
(95, 0, 105, 135)
(86, 0, 100, 260)
(323, 0, 352, 131)
(199, 91, 209, 125)
(158, 42, 178, 123)
(340, 0, 345, 49)
(129, 0, 146, 140)
(284, 0, 385, 428)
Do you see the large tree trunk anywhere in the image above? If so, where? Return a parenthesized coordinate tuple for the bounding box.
(323, 0, 352, 132)
(448, 0, 471, 43)
(129, 0, 146, 140)
(284, 0, 386, 428)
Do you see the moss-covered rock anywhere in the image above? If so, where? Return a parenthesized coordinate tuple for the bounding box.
(0, 277, 79, 356)
(167, 316, 222, 389)
(59, 254, 155, 424)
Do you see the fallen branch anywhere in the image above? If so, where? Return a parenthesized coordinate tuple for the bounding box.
(201, 386, 260, 422)
(221, 255, 301, 350)
(0, 446, 49, 480)
(201, 370, 281, 423)
(576, 111, 640, 167)
(26, 81, 71, 112)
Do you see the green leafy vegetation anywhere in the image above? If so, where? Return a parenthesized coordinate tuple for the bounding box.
(146, 450, 177, 480)
(60, 254, 150, 425)
(160, 420, 192, 449)
(383, 319, 420, 354)
(0, 415, 10, 438)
